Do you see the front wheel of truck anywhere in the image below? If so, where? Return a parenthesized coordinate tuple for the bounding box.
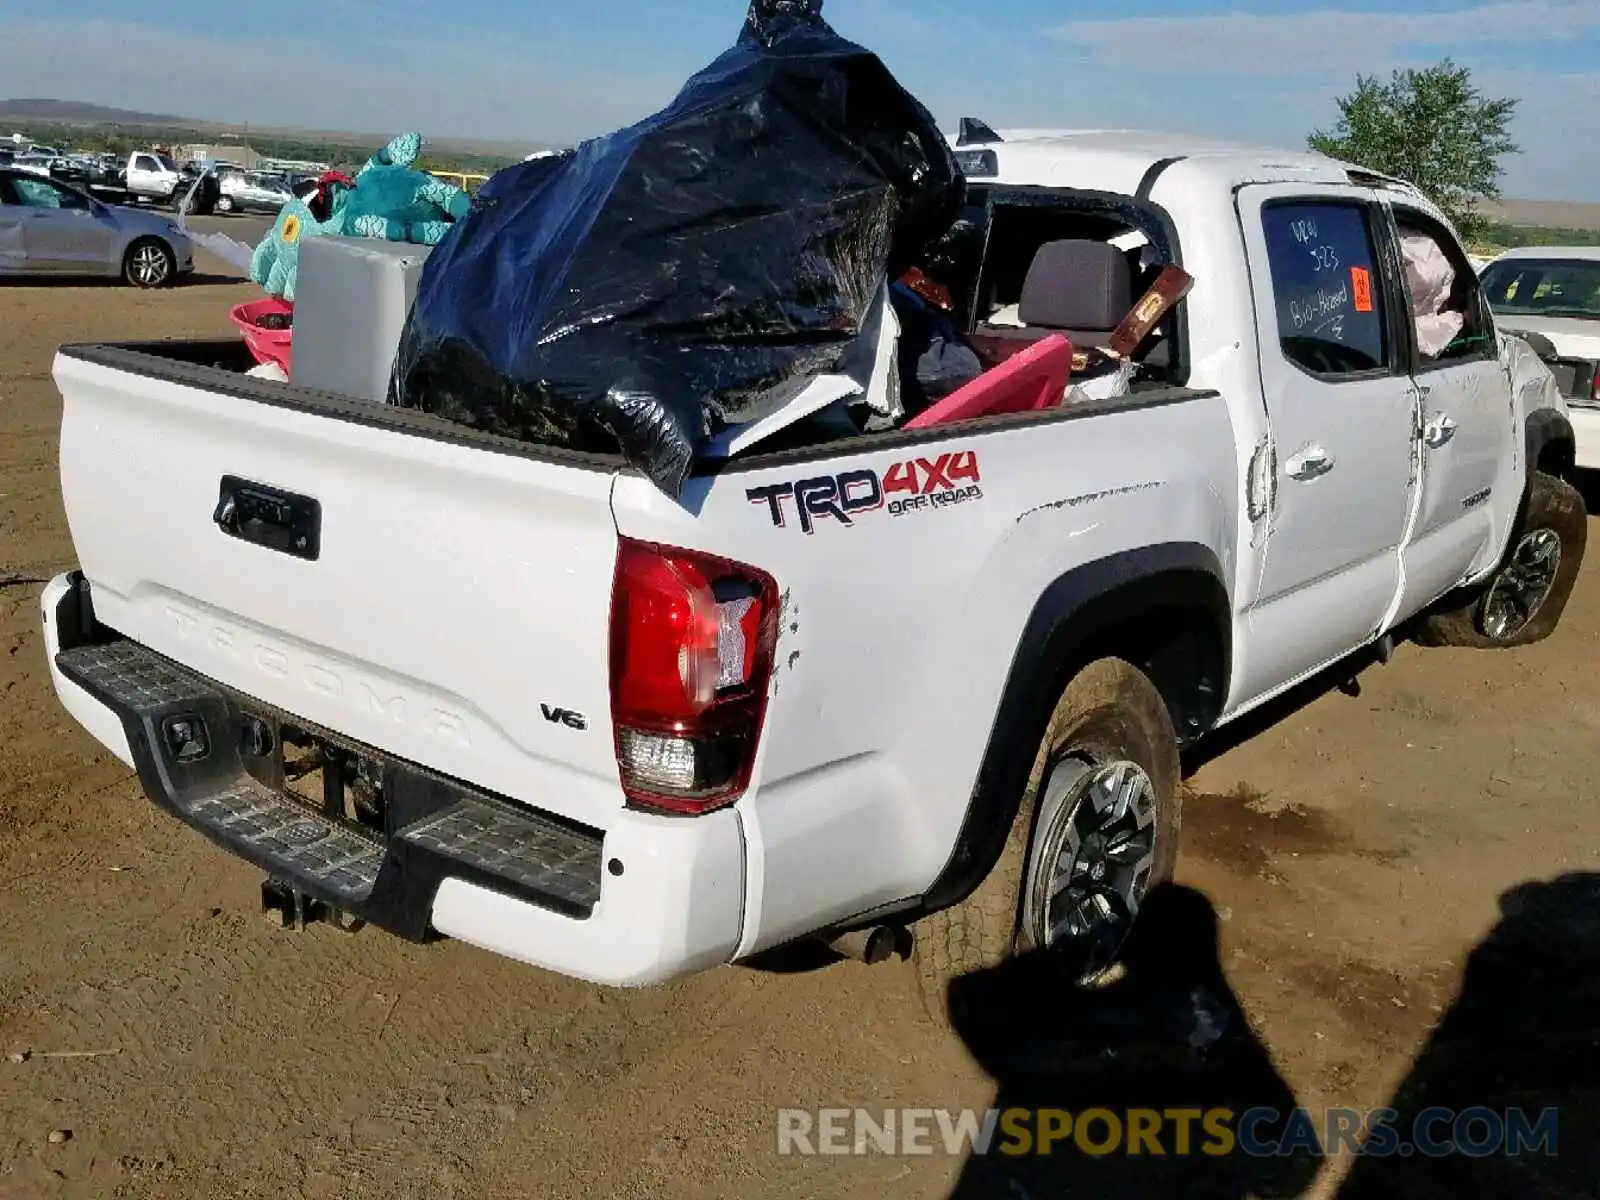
(1416, 470, 1587, 650)
(912, 657, 1182, 1025)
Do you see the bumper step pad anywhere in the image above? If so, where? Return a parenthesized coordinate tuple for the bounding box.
(191, 782, 385, 903)
(55, 638, 604, 933)
(401, 799, 602, 913)
(56, 638, 215, 710)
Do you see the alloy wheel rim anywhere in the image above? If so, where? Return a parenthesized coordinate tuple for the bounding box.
(1024, 755, 1159, 975)
(1481, 528, 1561, 640)
(134, 245, 168, 285)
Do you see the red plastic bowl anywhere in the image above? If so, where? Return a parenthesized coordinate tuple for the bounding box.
(230, 297, 294, 374)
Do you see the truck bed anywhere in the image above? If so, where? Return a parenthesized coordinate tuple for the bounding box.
(59, 337, 1212, 473)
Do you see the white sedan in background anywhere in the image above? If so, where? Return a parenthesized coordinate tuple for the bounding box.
(1481, 246, 1600, 466)
(216, 171, 293, 216)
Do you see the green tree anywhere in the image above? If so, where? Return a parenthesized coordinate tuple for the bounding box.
(1309, 59, 1518, 241)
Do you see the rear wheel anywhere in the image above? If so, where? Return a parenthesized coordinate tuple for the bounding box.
(912, 658, 1182, 1024)
(1417, 470, 1587, 649)
(123, 238, 175, 289)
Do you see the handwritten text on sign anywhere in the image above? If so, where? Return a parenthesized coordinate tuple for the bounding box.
(1289, 278, 1352, 337)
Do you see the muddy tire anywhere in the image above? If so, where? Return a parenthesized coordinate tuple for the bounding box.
(912, 658, 1182, 1024)
(1417, 471, 1587, 650)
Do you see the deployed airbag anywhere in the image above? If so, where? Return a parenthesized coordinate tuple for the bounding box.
(390, 0, 964, 497)
(1401, 232, 1464, 359)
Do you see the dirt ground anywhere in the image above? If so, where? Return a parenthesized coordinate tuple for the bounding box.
(3, 238, 1600, 1199)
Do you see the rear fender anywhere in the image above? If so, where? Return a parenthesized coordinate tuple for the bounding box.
(917, 542, 1230, 916)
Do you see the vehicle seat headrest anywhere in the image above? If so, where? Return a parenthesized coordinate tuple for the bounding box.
(1018, 240, 1136, 332)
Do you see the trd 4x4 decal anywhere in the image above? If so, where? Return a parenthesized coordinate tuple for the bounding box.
(747, 451, 983, 534)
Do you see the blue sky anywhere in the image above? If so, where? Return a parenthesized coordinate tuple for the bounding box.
(3, 0, 1597, 199)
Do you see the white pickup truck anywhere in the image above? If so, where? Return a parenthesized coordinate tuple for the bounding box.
(122, 151, 185, 208)
(41, 130, 1586, 1018)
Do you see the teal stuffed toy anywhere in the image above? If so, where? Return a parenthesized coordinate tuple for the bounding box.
(250, 133, 472, 301)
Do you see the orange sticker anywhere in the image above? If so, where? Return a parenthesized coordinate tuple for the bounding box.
(1351, 265, 1374, 313)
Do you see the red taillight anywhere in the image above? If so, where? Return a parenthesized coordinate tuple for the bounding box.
(610, 539, 779, 815)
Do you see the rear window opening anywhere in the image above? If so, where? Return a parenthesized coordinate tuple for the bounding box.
(962, 187, 1186, 392)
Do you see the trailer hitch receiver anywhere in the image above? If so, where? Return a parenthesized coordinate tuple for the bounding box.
(261, 877, 364, 934)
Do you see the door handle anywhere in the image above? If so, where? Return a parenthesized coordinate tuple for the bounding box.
(1285, 444, 1335, 482)
(1424, 414, 1459, 448)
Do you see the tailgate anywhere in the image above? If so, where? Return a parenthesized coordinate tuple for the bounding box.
(54, 347, 627, 830)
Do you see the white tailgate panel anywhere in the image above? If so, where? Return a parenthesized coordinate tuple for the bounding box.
(55, 354, 625, 829)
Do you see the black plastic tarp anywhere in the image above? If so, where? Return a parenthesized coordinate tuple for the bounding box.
(390, 0, 964, 497)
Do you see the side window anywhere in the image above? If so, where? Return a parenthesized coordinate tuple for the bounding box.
(11, 177, 69, 209)
(1394, 210, 1494, 366)
(1261, 203, 1389, 378)
(134, 155, 158, 172)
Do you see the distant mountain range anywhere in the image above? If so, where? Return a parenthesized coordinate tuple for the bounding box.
(0, 98, 188, 125)
(0, 97, 544, 159)
(1484, 199, 1600, 234)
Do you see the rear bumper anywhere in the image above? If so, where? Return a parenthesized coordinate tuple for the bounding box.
(39, 573, 746, 987)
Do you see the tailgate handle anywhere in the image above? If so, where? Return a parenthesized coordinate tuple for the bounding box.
(214, 476, 322, 562)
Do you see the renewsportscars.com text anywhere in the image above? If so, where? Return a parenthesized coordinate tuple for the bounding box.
(776, 1106, 1559, 1159)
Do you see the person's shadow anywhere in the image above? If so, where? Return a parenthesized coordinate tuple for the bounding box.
(947, 884, 1320, 1199)
(1339, 872, 1600, 1199)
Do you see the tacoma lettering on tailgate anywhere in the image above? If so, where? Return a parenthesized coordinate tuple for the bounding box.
(162, 603, 473, 749)
(747, 451, 983, 535)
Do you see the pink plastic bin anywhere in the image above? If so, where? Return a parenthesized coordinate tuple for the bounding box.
(230, 297, 294, 375)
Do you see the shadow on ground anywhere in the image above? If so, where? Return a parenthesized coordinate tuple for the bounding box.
(1339, 872, 1600, 1199)
(941, 873, 1600, 1198)
(0, 273, 242, 289)
(945, 884, 1320, 1199)
(1568, 468, 1600, 518)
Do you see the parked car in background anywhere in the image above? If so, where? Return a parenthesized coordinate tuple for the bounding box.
(1481, 247, 1600, 465)
(216, 171, 292, 215)
(123, 151, 185, 208)
(11, 153, 56, 178)
(85, 157, 127, 191)
(0, 168, 193, 287)
(46, 157, 91, 186)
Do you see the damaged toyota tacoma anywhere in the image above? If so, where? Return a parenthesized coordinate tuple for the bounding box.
(40, 130, 1585, 1018)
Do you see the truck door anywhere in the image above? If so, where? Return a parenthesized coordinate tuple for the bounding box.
(1383, 202, 1515, 624)
(1235, 185, 1420, 697)
(128, 154, 160, 198)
